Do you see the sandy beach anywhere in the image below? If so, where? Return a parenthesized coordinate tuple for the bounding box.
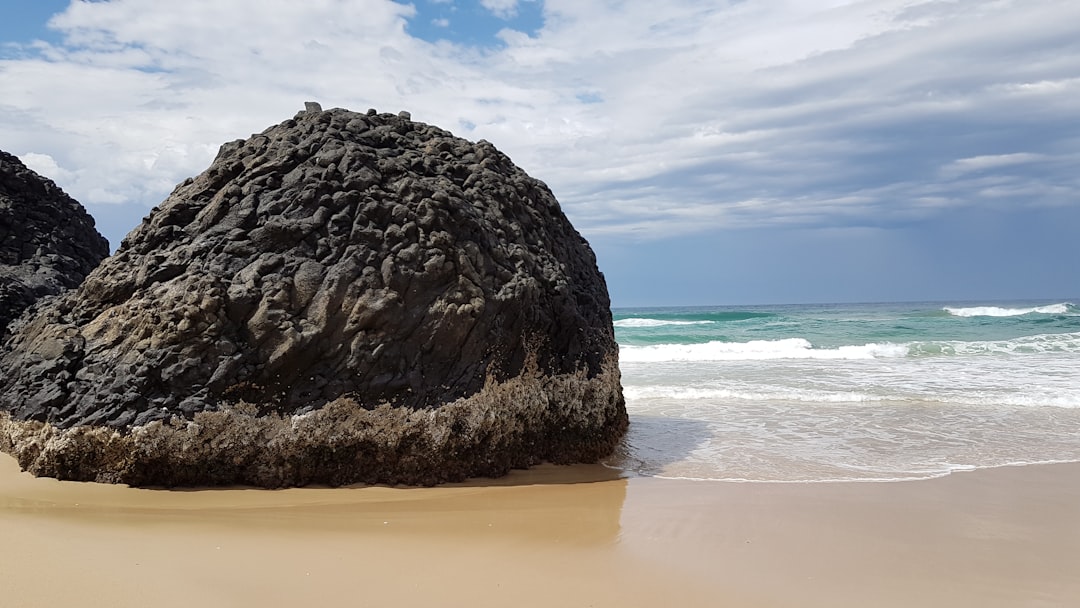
(2, 452, 1078, 607)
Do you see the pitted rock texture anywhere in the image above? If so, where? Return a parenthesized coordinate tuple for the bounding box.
(0, 151, 109, 336)
(0, 107, 626, 486)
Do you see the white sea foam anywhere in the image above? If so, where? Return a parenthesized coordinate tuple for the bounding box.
(613, 318, 713, 328)
(647, 461, 1080, 484)
(619, 338, 908, 362)
(623, 383, 1080, 408)
(944, 303, 1074, 317)
(909, 332, 1080, 356)
(623, 384, 881, 403)
(620, 332, 1080, 363)
(921, 390, 1080, 409)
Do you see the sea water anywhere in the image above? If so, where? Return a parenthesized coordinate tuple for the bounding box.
(605, 301, 1080, 482)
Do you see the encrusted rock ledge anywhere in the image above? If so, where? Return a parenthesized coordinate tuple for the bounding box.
(0, 355, 625, 487)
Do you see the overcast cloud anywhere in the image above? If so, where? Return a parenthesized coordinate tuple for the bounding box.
(2, 0, 1078, 304)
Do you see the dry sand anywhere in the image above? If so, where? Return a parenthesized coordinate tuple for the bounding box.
(2, 452, 1079, 607)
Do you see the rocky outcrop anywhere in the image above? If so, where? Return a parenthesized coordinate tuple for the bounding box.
(0, 106, 626, 487)
(0, 151, 109, 336)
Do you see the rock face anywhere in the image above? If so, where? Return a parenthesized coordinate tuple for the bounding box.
(0, 151, 109, 336)
(0, 107, 626, 487)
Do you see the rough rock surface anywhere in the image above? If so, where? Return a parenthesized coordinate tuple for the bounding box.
(0, 151, 109, 336)
(0, 107, 626, 487)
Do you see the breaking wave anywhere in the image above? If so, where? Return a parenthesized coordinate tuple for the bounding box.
(613, 318, 714, 328)
(944, 303, 1076, 317)
(619, 332, 1080, 362)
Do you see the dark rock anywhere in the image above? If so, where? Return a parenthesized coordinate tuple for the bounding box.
(0, 151, 110, 337)
(0, 107, 626, 487)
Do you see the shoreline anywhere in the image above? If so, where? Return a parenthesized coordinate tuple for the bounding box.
(3, 454, 1079, 607)
(636, 457, 1080, 484)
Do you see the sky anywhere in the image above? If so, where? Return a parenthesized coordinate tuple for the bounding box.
(1, 0, 1078, 307)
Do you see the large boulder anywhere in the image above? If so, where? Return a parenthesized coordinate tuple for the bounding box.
(0, 151, 109, 336)
(0, 106, 626, 487)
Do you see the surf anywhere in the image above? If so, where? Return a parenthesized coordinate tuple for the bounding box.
(611, 301, 1080, 483)
(619, 338, 909, 362)
(613, 318, 714, 328)
(943, 302, 1076, 317)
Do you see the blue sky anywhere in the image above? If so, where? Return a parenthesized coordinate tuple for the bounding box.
(2, 0, 1078, 306)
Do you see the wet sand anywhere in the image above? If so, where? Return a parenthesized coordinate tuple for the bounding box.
(2, 453, 1079, 607)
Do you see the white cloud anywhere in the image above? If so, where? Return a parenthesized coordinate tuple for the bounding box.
(1, 0, 1078, 247)
(941, 153, 1046, 178)
(479, 0, 518, 19)
(19, 152, 72, 183)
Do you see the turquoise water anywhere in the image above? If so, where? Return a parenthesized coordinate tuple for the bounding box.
(606, 301, 1080, 481)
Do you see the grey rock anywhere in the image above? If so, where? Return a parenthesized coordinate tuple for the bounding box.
(0, 151, 109, 337)
(0, 108, 626, 487)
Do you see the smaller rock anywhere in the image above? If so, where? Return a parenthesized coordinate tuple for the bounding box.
(0, 150, 109, 336)
(304, 101, 323, 113)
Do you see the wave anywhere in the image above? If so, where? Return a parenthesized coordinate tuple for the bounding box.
(622, 384, 1080, 408)
(613, 311, 775, 328)
(623, 385, 880, 403)
(909, 332, 1080, 356)
(613, 318, 714, 328)
(619, 338, 908, 362)
(645, 460, 1080, 484)
(619, 332, 1080, 362)
(944, 302, 1076, 317)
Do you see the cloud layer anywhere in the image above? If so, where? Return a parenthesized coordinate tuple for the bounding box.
(2, 0, 1078, 302)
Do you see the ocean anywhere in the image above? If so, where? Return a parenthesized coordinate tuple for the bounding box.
(605, 301, 1080, 482)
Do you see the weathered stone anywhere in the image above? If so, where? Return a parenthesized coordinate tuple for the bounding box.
(0, 107, 626, 487)
(0, 151, 109, 337)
